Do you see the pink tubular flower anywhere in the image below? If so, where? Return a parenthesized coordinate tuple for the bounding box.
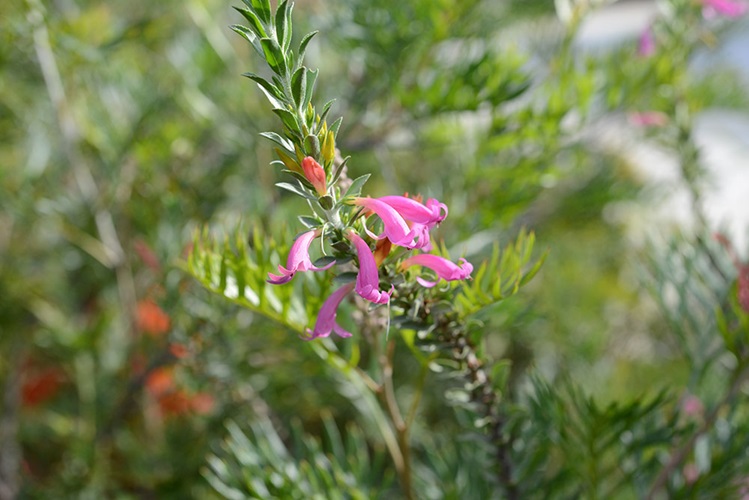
(637, 25, 656, 57)
(267, 229, 335, 285)
(400, 254, 474, 288)
(352, 197, 431, 250)
(301, 156, 327, 196)
(702, 0, 748, 18)
(628, 111, 669, 128)
(347, 231, 393, 304)
(376, 196, 448, 227)
(305, 283, 355, 339)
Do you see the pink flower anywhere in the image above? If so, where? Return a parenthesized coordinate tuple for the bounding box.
(681, 394, 704, 417)
(376, 196, 448, 227)
(702, 0, 748, 18)
(628, 111, 669, 128)
(347, 231, 393, 304)
(638, 25, 656, 57)
(302, 156, 327, 196)
(305, 283, 355, 339)
(352, 197, 431, 250)
(400, 254, 473, 288)
(267, 229, 335, 284)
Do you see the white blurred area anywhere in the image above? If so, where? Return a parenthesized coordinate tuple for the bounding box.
(576, 0, 749, 254)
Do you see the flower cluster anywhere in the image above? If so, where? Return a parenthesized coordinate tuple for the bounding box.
(266, 162, 472, 340)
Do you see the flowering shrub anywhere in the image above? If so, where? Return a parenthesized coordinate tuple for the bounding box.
(3, 0, 749, 497)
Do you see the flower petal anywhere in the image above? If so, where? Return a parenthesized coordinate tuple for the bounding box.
(353, 198, 430, 249)
(377, 196, 448, 226)
(267, 229, 334, 284)
(401, 254, 473, 286)
(305, 283, 355, 339)
(347, 231, 392, 304)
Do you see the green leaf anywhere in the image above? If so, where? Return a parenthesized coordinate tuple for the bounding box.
(272, 108, 299, 135)
(241, 0, 271, 24)
(342, 174, 370, 199)
(313, 256, 336, 268)
(332, 272, 358, 285)
(329, 116, 343, 136)
(298, 216, 321, 229)
(230, 25, 263, 56)
(329, 156, 350, 185)
(281, 169, 314, 190)
(233, 7, 267, 38)
(242, 72, 285, 107)
(318, 99, 335, 129)
(318, 195, 334, 210)
(275, 0, 293, 53)
(276, 180, 314, 199)
(259, 131, 293, 151)
(260, 38, 286, 75)
(302, 68, 318, 111)
(298, 31, 318, 64)
(291, 66, 307, 109)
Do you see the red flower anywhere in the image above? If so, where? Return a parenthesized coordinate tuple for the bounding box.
(136, 300, 171, 336)
(22, 367, 64, 408)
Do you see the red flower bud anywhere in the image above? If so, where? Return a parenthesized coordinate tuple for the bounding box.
(302, 156, 327, 196)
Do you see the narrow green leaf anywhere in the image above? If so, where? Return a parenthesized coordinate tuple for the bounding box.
(242, 72, 285, 106)
(260, 38, 286, 75)
(291, 67, 307, 109)
(230, 25, 263, 56)
(302, 68, 318, 111)
(298, 216, 321, 229)
(244, 0, 271, 24)
(343, 174, 370, 199)
(259, 131, 293, 150)
(332, 272, 358, 285)
(313, 256, 336, 268)
(274, 0, 288, 54)
(232, 7, 266, 37)
(276, 181, 314, 200)
(329, 116, 343, 136)
(298, 30, 318, 64)
(272, 108, 299, 135)
(282, 1, 294, 52)
(318, 99, 335, 129)
(329, 156, 350, 185)
(282, 169, 314, 189)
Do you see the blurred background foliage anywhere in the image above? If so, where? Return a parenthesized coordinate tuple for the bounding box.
(2, 0, 749, 497)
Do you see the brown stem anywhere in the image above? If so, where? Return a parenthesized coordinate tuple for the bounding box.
(380, 340, 414, 500)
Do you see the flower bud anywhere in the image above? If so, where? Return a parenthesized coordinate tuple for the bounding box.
(302, 156, 327, 196)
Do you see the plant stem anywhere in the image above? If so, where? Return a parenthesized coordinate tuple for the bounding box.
(380, 339, 414, 500)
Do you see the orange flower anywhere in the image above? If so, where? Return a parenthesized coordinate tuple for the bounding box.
(136, 300, 171, 336)
(169, 343, 189, 359)
(157, 391, 192, 416)
(190, 393, 216, 415)
(145, 367, 174, 397)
